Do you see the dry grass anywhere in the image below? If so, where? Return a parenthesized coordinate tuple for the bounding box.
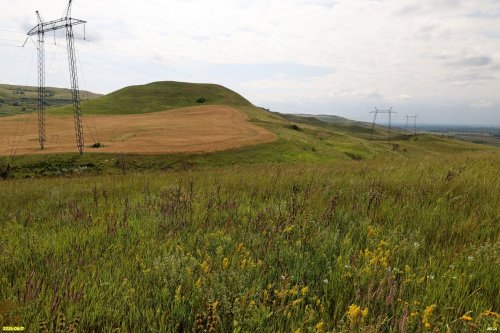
(0, 105, 277, 155)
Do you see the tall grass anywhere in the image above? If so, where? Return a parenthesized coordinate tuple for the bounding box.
(0, 151, 498, 332)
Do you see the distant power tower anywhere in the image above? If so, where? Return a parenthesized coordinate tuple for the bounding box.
(27, 0, 86, 154)
(405, 115, 418, 135)
(370, 107, 396, 143)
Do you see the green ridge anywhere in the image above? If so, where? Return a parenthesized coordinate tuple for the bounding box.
(50, 81, 253, 115)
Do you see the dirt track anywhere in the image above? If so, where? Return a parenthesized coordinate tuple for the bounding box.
(0, 105, 277, 156)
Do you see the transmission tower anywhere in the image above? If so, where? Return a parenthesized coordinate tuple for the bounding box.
(405, 115, 418, 135)
(370, 107, 396, 143)
(27, 0, 86, 154)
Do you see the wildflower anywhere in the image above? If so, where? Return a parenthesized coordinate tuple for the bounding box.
(292, 299, 302, 307)
(201, 261, 209, 274)
(301, 286, 309, 296)
(222, 257, 229, 270)
(315, 321, 324, 333)
(347, 304, 361, 324)
(195, 277, 202, 289)
(362, 307, 369, 318)
(482, 310, 500, 318)
(237, 243, 245, 252)
(290, 285, 299, 296)
(284, 225, 295, 233)
(294, 329, 301, 333)
(460, 314, 473, 321)
(422, 304, 435, 329)
(240, 258, 247, 270)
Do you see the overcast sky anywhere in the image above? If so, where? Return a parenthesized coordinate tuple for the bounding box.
(1, 0, 499, 125)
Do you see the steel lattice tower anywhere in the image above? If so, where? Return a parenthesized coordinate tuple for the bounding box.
(27, 0, 86, 154)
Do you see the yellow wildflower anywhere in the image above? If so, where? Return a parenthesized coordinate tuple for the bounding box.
(290, 285, 299, 296)
(222, 257, 229, 270)
(460, 314, 473, 321)
(422, 304, 435, 329)
(292, 299, 302, 307)
(367, 225, 377, 237)
(201, 261, 209, 274)
(284, 225, 295, 233)
(482, 310, 500, 318)
(301, 286, 309, 296)
(347, 304, 361, 324)
(195, 277, 202, 289)
(237, 243, 245, 252)
(362, 307, 369, 318)
(315, 321, 324, 333)
(240, 258, 247, 270)
(294, 329, 301, 333)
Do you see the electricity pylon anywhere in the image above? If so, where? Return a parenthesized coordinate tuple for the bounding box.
(370, 107, 396, 143)
(405, 115, 418, 135)
(27, 0, 86, 154)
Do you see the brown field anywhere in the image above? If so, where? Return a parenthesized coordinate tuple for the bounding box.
(0, 105, 277, 156)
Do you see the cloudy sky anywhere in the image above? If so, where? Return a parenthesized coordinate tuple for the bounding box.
(1, 0, 499, 125)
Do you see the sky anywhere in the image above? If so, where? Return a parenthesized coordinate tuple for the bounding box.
(1, 0, 499, 125)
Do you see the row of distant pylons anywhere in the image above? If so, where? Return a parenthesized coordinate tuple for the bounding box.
(370, 107, 418, 143)
(26, 0, 86, 154)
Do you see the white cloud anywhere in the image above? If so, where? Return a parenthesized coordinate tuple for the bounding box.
(399, 94, 413, 101)
(471, 99, 494, 108)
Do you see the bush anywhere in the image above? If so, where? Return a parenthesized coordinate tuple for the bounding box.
(196, 97, 206, 104)
(286, 124, 302, 131)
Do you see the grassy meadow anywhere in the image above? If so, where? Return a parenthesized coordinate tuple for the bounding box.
(0, 150, 499, 332)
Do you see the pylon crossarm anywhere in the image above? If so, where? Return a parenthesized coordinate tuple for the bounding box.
(27, 18, 86, 36)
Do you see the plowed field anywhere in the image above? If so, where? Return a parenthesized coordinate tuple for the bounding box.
(0, 105, 277, 155)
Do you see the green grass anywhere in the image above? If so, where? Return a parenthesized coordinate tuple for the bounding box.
(50, 81, 253, 115)
(1, 81, 499, 331)
(0, 84, 100, 117)
(0, 151, 498, 331)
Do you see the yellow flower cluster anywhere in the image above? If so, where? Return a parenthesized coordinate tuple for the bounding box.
(483, 310, 500, 318)
(460, 314, 472, 321)
(422, 304, 435, 329)
(361, 240, 391, 270)
(346, 304, 368, 327)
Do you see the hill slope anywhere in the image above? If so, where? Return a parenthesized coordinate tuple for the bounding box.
(0, 84, 101, 117)
(51, 81, 253, 115)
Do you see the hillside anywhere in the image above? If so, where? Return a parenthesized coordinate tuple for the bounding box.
(0, 81, 498, 178)
(0, 84, 101, 117)
(50, 81, 253, 115)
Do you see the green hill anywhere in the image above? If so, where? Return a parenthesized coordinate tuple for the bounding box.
(0, 84, 100, 117)
(50, 81, 253, 115)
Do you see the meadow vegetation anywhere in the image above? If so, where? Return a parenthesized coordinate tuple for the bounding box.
(0, 150, 498, 332)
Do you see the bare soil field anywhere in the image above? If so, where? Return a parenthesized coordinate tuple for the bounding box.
(0, 105, 277, 155)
